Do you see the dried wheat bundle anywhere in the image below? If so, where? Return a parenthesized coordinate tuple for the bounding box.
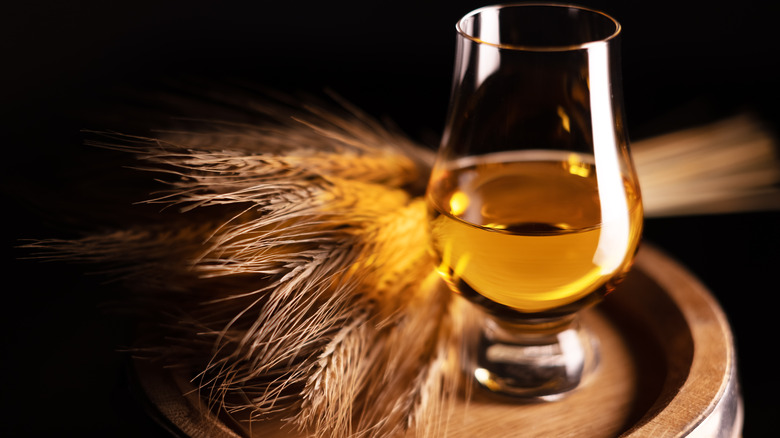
(24, 91, 779, 437)
(27, 94, 462, 438)
(634, 113, 780, 217)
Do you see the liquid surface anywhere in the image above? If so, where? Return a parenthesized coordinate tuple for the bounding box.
(427, 151, 642, 313)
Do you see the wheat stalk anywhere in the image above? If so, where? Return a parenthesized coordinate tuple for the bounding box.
(634, 113, 780, 216)
(22, 90, 779, 437)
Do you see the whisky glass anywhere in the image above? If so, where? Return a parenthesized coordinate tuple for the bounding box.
(427, 3, 643, 399)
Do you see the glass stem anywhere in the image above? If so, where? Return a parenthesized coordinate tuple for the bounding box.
(474, 314, 599, 400)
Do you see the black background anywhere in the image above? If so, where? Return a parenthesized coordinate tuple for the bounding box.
(2, 1, 778, 436)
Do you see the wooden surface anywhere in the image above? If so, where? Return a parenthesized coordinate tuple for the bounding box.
(423, 308, 644, 437)
(135, 244, 743, 437)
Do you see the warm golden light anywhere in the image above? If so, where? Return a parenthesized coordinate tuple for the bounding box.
(449, 190, 470, 216)
(566, 153, 591, 178)
(557, 106, 571, 133)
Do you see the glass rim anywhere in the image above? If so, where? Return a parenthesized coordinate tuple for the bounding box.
(456, 2, 622, 52)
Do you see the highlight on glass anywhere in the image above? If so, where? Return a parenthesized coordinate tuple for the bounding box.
(426, 3, 643, 399)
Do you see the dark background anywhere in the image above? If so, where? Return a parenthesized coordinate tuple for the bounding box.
(2, 1, 778, 436)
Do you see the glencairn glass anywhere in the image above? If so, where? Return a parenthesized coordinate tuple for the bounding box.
(427, 3, 643, 399)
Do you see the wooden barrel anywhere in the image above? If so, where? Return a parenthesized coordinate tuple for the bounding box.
(134, 244, 743, 437)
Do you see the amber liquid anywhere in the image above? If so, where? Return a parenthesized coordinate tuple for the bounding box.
(427, 150, 643, 315)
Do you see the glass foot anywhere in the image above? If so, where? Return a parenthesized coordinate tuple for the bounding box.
(473, 316, 599, 400)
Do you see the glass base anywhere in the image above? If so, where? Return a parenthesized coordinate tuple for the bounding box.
(472, 315, 599, 400)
